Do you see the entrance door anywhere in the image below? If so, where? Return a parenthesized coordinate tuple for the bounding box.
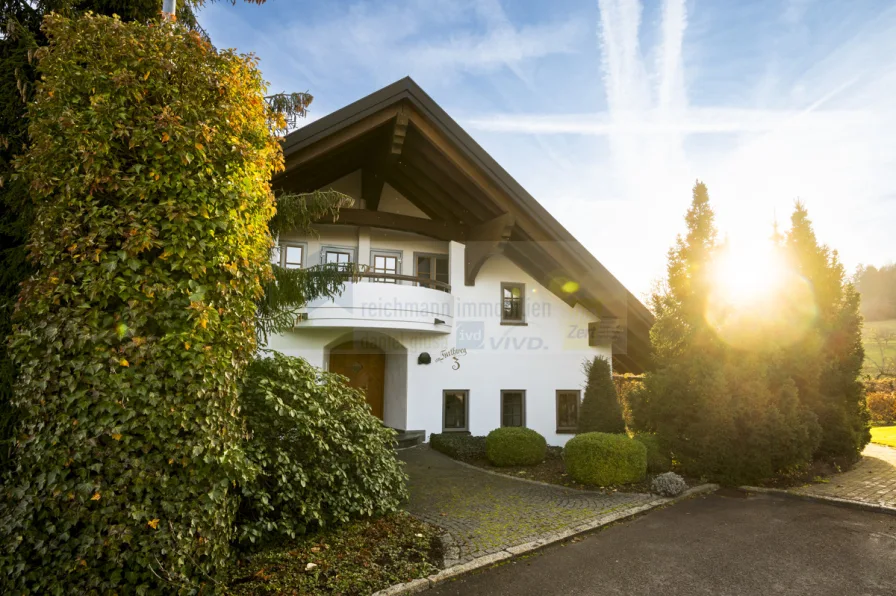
(329, 341, 385, 419)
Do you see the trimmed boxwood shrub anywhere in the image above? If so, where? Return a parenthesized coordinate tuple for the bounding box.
(563, 432, 647, 486)
(485, 427, 547, 467)
(633, 433, 672, 474)
(430, 433, 487, 461)
(0, 15, 277, 593)
(236, 353, 407, 546)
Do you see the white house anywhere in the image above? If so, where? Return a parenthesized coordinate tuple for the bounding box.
(266, 78, 652, 446)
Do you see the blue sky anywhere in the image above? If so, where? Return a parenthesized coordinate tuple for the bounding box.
(200, 0, 896, 298)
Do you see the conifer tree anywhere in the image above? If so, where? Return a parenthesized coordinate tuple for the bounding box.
(784, 202, 869, 460)
(577, 356, 626, 434)
(641, 182, 819, 485)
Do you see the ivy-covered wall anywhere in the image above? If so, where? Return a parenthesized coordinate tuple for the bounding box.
(1, 14, 278, 592)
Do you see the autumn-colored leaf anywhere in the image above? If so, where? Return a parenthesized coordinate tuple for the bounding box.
(111, 433, 122, 441)
(91, 493, 101, 501)
(147, 519, 160, 529)
(119, 359, 129, 367)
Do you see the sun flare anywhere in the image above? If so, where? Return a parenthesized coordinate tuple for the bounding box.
(710, 240, 786, 307)
(705, 238, 816, 349)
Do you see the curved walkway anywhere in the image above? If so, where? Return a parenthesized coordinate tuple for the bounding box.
(791, 443, 896, 509)
(398, 446, 656, 565)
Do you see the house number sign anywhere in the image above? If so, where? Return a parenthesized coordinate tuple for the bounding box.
(434, 347, 467, 370)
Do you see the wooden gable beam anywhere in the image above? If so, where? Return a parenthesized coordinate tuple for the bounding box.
(318, 209, 466, 242)
(284, 107, 399, 172)
(465, 213, 515, 286)
(361, 166, 386, 211)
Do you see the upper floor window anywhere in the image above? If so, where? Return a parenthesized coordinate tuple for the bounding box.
(322, 246, 354, 271)
(282, 244, 305, 269)
(416, 253, 449, 291)
(556, 390, 581, 433)
(371, 250, 401, 283)
(501, 390, 525, 427)
(501, 282, 525, 324)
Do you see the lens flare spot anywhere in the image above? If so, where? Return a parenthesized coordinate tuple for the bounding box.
(706, 240, 816, 349)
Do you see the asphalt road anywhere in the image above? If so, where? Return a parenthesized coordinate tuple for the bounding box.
(427, 493, 896, 596)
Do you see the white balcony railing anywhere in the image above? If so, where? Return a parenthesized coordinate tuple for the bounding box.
(296, 272, 454, 334)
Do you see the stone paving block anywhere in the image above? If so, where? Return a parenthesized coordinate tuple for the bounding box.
(791, 444, 896, 510)
(399, 446, 657, 564)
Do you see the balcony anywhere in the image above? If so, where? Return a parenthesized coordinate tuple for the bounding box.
(296, 271, 454, 334)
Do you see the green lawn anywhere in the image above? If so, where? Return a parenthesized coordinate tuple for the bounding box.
(870, 426, 896, 448)
(863, 319, 896, 377)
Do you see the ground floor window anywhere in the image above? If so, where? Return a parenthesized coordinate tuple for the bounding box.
(556, 390, 581, 433)
(443, 390, 469, 432)
(501, 390, 525, 427)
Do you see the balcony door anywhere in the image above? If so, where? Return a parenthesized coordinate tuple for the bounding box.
(329, 341, 385, 420)
(415, 253, 449, 290)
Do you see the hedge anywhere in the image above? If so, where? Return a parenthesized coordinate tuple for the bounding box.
(236, 354, 407, 546)
(633, 433, 672, 474)
(430, 433, 487, 461)
(485, 427, 547, 467)
(0, 15, 277, 592)
(563, 432, 647, 486)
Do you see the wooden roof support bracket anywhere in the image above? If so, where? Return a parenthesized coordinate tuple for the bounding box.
(465, 213, 515, 286)
(391, 107, 409, 155)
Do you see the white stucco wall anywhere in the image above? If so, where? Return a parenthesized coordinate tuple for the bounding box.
(266, 174, 613, 446)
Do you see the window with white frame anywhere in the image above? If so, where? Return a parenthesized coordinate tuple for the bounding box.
(501, 390, 525, 427)
(443, 390, 469, 432)
(556, 390, 581, 433)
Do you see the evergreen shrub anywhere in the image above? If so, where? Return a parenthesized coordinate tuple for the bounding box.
(633, 433, 672, 474)
(485, 427, 547, 467)
(429, 433, 487, 461)
(236, 354, 408, 546)
(578, 357, 626, 434)
(563, 432, 647, 486)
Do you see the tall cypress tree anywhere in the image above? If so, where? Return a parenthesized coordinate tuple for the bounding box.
(785, 202, 869, 460)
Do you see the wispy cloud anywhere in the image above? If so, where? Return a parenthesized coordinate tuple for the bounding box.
(463, 107, 868, 135)
(200, 0, 587, 96)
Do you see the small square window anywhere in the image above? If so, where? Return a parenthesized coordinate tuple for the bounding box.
(443, 390, 469, 432)
(556, 390, 581, 433)
(501, 390, 525, 427)
(282, 244, 304, 269)
(371, 250, 401, 283)
(501, 282, 525, 324)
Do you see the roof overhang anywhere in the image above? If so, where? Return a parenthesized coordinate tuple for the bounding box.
(275, 77, 654, 373)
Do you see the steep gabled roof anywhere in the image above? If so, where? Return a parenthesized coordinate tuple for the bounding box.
(276, 77, 653, 373)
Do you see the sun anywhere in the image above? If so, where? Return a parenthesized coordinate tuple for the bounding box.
(705, 238, 816, 349)
(710, 239, 786, 308)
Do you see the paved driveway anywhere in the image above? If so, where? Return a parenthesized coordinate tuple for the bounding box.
(427, 493, 896, 596)
(792, 443, 896, 509)
(398, 446, 656, 565)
